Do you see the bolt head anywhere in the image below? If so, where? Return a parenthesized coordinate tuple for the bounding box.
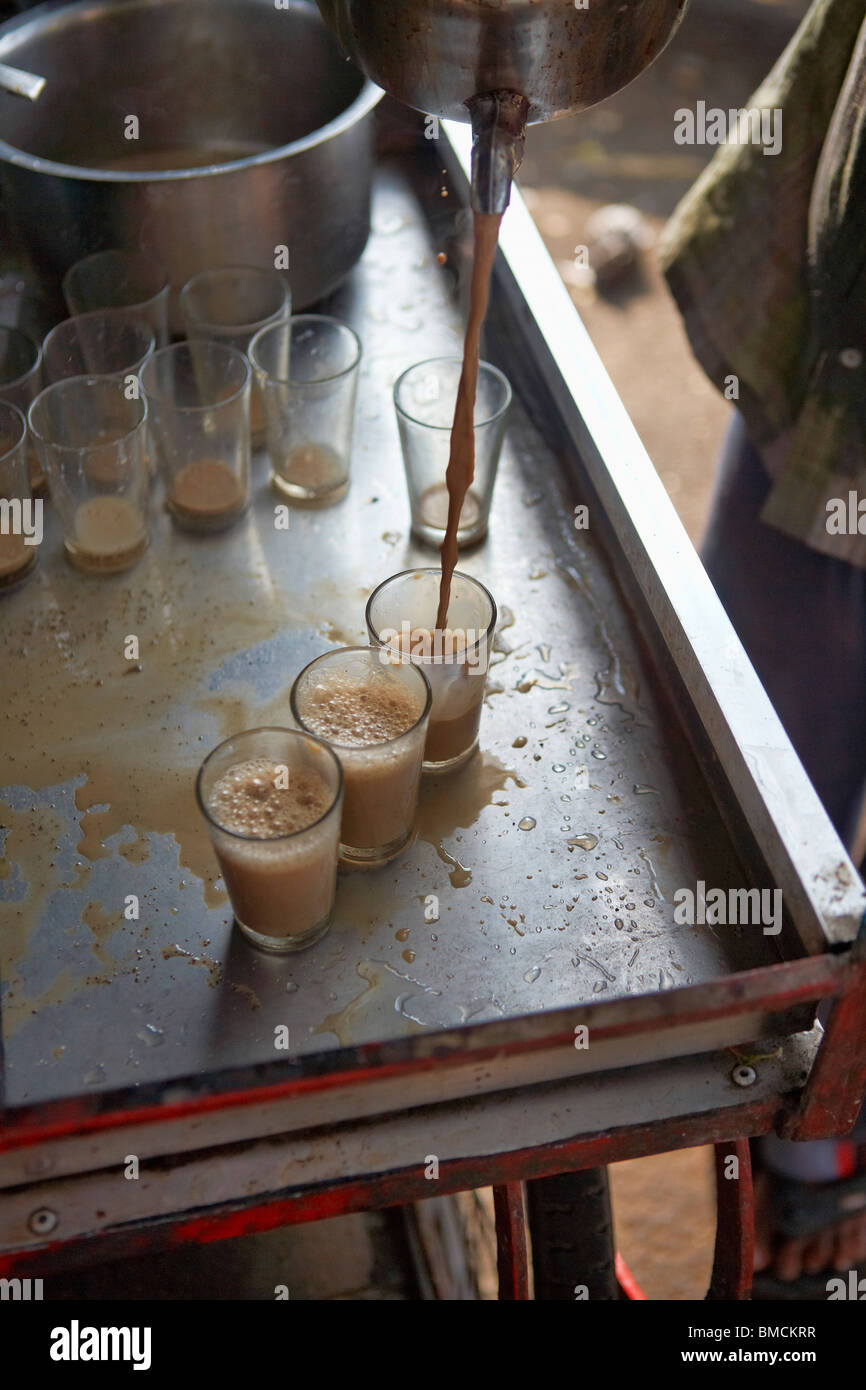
(27, 1208, 58, 1235)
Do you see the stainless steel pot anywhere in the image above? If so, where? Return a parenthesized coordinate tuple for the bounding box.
(315, 0, 689, 124)
(0, 0, 383, 325)
(316, 0, 689, 212)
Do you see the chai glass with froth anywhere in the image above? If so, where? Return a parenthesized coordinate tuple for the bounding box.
(365, 569, 496, 774)
(197, 727, 343, 952)
(291, 645, 432, 866)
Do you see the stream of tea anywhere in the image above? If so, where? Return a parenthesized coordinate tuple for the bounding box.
(435, 209, 503, 631)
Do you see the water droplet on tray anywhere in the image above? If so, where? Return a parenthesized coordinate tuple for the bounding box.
(137, 1025, 165, 1047)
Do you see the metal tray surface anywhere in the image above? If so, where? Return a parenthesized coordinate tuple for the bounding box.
(1, 157, 788, 1109)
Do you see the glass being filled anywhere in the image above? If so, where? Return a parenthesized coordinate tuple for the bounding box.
(365, 569, 496, 774)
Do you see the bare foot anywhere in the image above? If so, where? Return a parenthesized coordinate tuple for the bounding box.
(754, 1171, 866, 1280)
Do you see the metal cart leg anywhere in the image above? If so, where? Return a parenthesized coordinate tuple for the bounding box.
(492, 1183, 531, 1300)
(525, 1167, 620, 1300)
(781, 957, 866, 1141)
(706, 1138, 754, 1300)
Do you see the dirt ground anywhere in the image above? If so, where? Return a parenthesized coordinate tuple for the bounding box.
(518, 0, 810, 1299)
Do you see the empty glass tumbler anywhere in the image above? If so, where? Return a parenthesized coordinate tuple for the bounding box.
(251, 314, 361, 506)
(394, 358, 510, 547)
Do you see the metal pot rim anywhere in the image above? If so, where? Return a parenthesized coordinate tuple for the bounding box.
(0, 0, 384, 182)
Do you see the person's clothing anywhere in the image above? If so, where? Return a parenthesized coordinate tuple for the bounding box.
(661, 0, 866, 1186)
(702, 414, 866, 1181)
(661, 0, 866, 569)
(662, 0, 866, 1185)
(702, 414, 866, 849)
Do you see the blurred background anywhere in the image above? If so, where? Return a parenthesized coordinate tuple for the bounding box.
(518, 0, 810, 547)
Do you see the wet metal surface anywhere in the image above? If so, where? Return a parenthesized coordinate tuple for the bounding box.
(1, 159, 781, 1108)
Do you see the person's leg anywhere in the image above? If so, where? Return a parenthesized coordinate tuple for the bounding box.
(701, 414, 866, 1280)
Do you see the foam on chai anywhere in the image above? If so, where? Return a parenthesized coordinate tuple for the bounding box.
(365, 569, 496, 774)
(197, 728, 342, 952)
(291, 646, 431, 866)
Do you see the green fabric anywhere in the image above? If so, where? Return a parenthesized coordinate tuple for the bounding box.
(660, 0, 866, 567)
